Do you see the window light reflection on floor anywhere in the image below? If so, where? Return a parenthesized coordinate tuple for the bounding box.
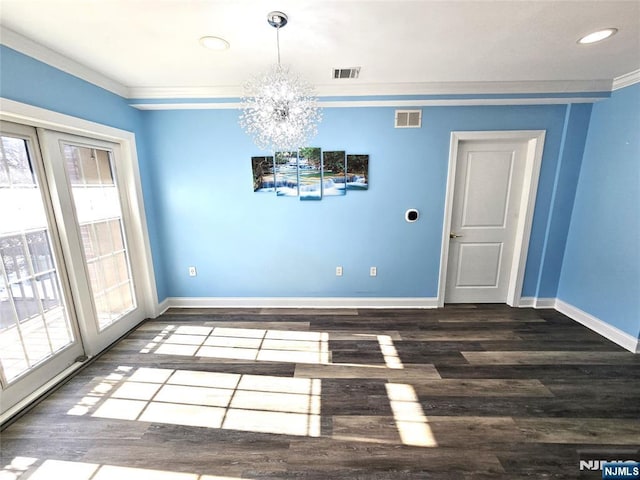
(140, 326, 405, 369)
(67, 366, 321, 438)
(142, 326, 331, 364)
(385, 383, 437, 447)
(0, 456, 38, 480)
(0, 457, 251, 480)
(377, 335, 403, 369)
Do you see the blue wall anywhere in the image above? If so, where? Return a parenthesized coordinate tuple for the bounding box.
(533, 103, 592, 298)
(143, 103, 591, 299)
(0, 46, 168, 300)
(558, 83, 640, 338)
(1, 46, 137, 131)
(11, 42, 635, 335)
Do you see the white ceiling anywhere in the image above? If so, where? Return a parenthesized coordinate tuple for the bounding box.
(1, 0, 639, 97)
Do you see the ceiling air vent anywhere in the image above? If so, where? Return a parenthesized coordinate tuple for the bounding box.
(395, 110, 422, 128)
(333, 67, 361, 79)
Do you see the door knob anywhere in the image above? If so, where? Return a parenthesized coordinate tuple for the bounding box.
(449, 232, 463, 239)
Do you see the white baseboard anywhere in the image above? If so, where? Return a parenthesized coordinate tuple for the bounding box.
(153, 296, 638, 353)
(163, 296, 439, 309)
(518, 297, 556, 308)
(555, 299, 639, 353)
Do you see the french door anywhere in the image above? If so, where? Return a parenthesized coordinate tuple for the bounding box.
(0, 122, 145, 416)
(39, 130, 145, 355)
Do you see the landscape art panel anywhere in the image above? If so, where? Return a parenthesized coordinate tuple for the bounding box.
(251, 156, 275, 192)
(274, 151, 299, 197)
(346, 154, 369, 190)
(322, 151, 346, 196)
(298, 147, 322, 201)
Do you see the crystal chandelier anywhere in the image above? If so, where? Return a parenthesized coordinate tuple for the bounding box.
(239, 11, 322, 152)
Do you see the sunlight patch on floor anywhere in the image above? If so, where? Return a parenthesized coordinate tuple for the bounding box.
(67, 366, 321, 438)
(0, 457, 250, 480)
(141, 326, 405, 370)
(142, 326, 330, 364)
(385, 383, 437, 447)
(377, 335, 404, 369)
(0, 457, 38, 480)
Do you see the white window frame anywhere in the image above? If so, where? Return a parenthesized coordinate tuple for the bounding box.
(0, 98, 159, 321)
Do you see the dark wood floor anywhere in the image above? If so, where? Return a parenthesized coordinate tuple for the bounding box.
(2, 305, 639, 479)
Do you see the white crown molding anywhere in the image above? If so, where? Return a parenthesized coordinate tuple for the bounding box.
(130, 102, 242, 110)
(128, 79, 614, 100)
(319, 98, 605, 107)
(555, 299, 639, 353)
(128, 86, 242, 99)
(612, 69, 640, 91)
(314, 80, 614, 96)
(3, 24, 634, 102)
(130, 96, 606, 111)
(1, 25, 626, 101)
(164, 297, 439, 309)
(0, 26, 129, 98)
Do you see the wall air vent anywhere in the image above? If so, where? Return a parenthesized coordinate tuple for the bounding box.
(395, 110, 422, 128)
(333, 67, 361, 79)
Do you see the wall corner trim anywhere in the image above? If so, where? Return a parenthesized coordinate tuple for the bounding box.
(155, 298, 171, 317)
(555, 299, 639, 353)
(164, 297, 439, 309)
(519, 297, 556, 308)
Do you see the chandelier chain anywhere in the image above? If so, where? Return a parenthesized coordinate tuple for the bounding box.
(276, 26, 281, 66)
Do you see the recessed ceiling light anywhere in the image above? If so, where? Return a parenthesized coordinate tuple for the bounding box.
(199, 36, 230, 50)
(577, 28, 618, 44)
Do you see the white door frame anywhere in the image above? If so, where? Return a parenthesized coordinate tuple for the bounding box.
(437, 130, 546, 307)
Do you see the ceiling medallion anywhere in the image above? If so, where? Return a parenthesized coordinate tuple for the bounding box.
(240, 11, 322, 151)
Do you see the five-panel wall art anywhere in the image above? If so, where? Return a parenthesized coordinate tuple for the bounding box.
(251, 148, 369, 200)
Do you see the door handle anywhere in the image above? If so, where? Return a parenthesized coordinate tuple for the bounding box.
(449, 232, 463, 239)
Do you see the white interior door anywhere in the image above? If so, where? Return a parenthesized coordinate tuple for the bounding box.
(445, 139, 528, 303)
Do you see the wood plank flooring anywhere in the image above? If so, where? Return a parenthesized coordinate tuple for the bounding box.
(1, 304, 639, 479)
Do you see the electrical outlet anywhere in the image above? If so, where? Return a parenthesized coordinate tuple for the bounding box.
(370, 266, 377, 277)
(188, 266, 197, 277)
(336, 266, 343, 276)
